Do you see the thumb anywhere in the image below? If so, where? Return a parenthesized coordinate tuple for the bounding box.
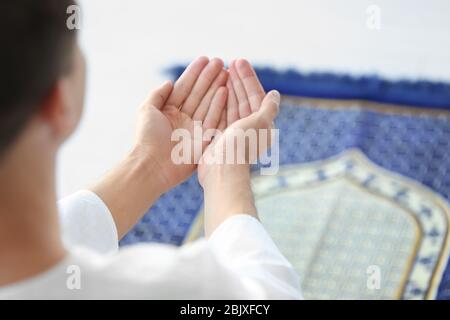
(146, 80, 173, 110)
(256, 90, 280, 127)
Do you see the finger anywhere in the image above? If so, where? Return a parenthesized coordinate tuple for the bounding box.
(145, 80, 173, 110)
(181, 58, 224, 117)
(217, 107, 227, 132)
(229, 60, 251, 119)
(226, 77, 239, 125)
(165, 56, 209, 108)
(257, 90, 280, 128)
(235, 59, 265, 112)
(192, 69, 228, 122)
(203, 86, 227, 130)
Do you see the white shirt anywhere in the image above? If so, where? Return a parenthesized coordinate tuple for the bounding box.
(0, 190, 301, 299)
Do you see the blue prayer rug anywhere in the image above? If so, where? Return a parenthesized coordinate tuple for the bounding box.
(120, 66, 450, 300)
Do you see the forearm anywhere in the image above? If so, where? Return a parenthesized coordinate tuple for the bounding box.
(202, 164, 257, 237)
(89, 148, 164, 239)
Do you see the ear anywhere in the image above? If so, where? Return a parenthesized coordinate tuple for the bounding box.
(38, 46, 86, 144)
(39, 77, 80, 144)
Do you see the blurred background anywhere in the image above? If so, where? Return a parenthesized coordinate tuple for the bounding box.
(57, 0, 450, 197)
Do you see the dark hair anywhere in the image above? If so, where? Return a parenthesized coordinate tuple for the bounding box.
(0, 0, 77, 155)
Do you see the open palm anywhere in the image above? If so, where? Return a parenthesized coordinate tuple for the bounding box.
(198, 59, 268, 185)
(134, 57, 228, 192)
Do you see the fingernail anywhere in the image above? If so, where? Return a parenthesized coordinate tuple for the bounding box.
(270, 90, 280, 103)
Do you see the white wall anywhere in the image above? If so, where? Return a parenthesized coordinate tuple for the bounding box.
(57, 0, 450, 197)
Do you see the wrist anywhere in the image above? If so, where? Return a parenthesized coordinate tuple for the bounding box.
(201, 163, 251, 190)
(201, 164, 257, 237)
(128, 145, 170, 194)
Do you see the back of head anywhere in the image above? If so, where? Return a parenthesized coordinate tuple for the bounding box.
(0, 0, 77, 156)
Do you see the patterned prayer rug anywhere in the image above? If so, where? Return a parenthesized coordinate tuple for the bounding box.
(120, 67, 450, 300)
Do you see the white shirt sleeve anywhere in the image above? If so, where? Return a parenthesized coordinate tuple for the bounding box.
(207, 215, 302, 299)
(58, 190, 119, 255)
